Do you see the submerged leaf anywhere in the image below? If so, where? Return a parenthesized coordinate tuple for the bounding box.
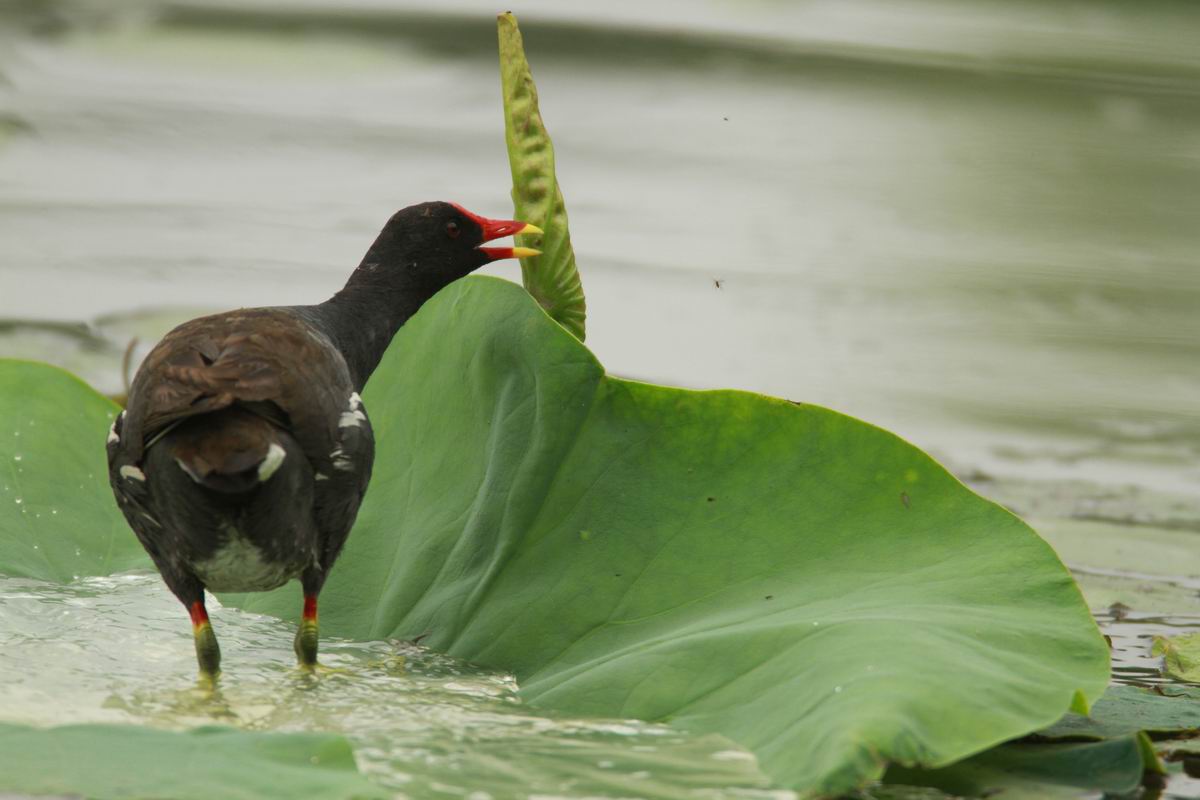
(1154, 733, 1200, 767)
(0, 722, 386, 800)
(1154, 632, 1200, 683)
(885, 736, 1147, 798)
(497, 12, 586, 340)
(227, 276, 1109, 796)
(0, 360, 145, 581)
(853, 786, 955, 800)
(1039, 684, 1200, 740)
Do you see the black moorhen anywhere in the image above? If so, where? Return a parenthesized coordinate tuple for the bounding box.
(106, 201, 540, 680)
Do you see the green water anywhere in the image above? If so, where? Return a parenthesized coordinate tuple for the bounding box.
(1, 0, 1199, 796)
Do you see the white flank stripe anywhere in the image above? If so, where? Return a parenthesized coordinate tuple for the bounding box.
(330, 446, 354, 472)
(338, 410, 367, 428)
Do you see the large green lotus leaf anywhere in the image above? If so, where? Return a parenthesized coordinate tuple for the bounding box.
(230, 276, 1109, 796)
(0, 360, 146, 581)
(0, 722, 386, 800)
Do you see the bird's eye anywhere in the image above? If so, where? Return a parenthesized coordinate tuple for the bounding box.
(446, 220, 461, 239)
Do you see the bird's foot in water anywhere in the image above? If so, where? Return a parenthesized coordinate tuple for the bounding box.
(292, 595, 351, 675)
(298, 662, 354, 678)
(293, 612, 354, 676)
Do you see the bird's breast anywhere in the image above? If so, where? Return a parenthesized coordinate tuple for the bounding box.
(191, 524, 303, 593)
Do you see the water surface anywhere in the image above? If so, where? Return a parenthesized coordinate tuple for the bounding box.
(1, 1, 1199, 796)
(0, 572, 789, 799)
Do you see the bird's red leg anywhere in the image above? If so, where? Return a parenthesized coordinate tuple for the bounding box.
(189, 599, 221, 680)
(294, 594, 319, 668)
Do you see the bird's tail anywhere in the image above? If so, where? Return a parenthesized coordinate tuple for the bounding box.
(161, 406, 288, 494)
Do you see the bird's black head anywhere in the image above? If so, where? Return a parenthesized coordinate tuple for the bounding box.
(324, 200, 542, 389)
(352, 201, 541, 293)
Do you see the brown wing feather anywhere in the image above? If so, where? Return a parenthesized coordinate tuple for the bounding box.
(120, 308, 353, 471)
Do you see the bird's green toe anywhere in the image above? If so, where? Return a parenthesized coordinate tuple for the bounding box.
(193, 621, 221, 680)
(294, 618, 319, 667)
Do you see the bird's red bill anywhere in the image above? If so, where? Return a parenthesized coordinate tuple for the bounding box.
(450, 202, 542, 261)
